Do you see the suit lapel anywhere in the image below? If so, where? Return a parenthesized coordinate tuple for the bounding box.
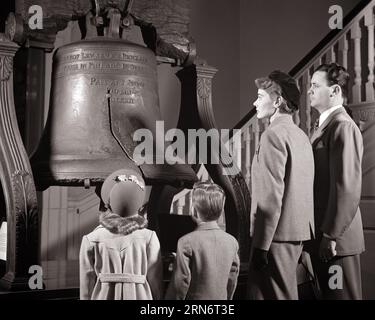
(310, 107, 347, 145)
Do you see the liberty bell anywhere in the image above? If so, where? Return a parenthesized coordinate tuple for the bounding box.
(30, 8, 196, 191)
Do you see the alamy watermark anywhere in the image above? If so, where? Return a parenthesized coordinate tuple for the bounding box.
(329, 5, 343, 30)
(132, 121, 242, 176)
(328, 265, 343, 290)
(28, 265, 43, 290)
(27, 4, 344, 31)
(28, 5, 43, 30)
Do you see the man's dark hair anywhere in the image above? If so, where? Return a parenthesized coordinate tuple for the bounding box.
(315, 63, 350, 105)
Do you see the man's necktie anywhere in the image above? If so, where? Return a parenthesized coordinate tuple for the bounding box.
(310, 119, 320, 140)
(313, 119, 319, 132)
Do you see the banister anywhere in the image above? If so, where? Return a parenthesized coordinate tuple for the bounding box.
(289, 0, 373, 78)
(228, 107, 257, 140)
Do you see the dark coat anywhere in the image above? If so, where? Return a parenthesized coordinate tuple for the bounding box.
(310, 107, 365, 256)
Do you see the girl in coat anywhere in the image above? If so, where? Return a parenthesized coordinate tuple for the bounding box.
(79, 169, 163, 300)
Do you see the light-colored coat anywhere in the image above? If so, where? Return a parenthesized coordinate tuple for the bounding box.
(79, 226, 163, 300)
(165, 221, 240, 300)
(311, 107, 365, 255)
(250, 115, 315, 251)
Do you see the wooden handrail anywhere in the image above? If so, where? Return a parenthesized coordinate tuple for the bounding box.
(289, 0, 372, 77)
(228, 107, 257, 140)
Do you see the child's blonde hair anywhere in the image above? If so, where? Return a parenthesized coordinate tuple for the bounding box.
(192, 182, 226, 221)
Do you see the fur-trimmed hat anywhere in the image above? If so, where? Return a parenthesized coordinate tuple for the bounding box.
(101, 169, 146, 217)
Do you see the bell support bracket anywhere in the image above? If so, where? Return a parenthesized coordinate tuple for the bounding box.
(0, 34, 39, 290)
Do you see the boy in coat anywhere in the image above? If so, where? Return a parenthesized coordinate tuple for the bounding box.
(165, 182, 240, 300)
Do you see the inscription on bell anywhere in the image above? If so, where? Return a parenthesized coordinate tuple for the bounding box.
(60, 62, 151, 76)
(88, 77, 147, 105)
(53, 41, 157, 106)
(60, 51, 148, 63)
(89, 78, 145, 88)
(109, 97, 135, 104)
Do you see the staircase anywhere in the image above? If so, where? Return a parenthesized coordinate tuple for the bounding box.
(170, 0, 375, 299)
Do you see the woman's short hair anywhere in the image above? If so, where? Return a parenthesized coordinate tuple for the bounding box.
(192, 182, 226, 221)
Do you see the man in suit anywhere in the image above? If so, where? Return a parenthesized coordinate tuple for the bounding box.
(308, 63, 365, 299)
(247, 71, 315, 300)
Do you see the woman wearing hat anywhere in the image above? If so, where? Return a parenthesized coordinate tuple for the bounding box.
(247, 71, 315, 300)
(79, 169, 163, 300)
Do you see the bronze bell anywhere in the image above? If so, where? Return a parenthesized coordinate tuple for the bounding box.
(31, 37, 196, 191)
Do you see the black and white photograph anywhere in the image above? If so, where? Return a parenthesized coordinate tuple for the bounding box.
(0, 0, 374, 311)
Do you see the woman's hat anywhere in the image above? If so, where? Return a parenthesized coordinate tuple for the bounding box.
(101, 169, 146, 217)
(268, 70, 300, 110)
